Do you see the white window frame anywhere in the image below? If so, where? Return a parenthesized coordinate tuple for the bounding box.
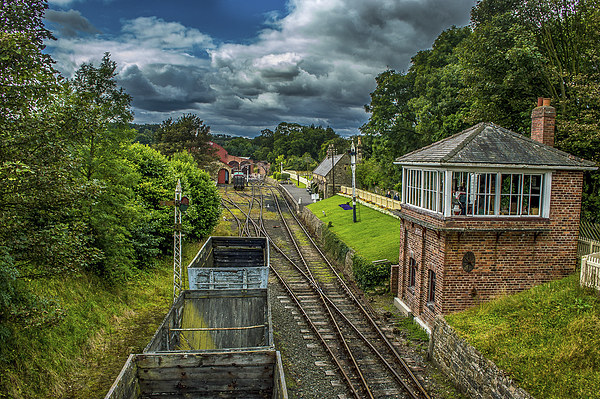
(402, 167, 551, 218)
(402, 168, 445, 214)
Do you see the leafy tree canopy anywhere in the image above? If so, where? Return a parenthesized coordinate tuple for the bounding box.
(153, 113, 216, 167)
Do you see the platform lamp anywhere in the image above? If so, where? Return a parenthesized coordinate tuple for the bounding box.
(349, 139, 357, 223)
(328, 143, 336, 198)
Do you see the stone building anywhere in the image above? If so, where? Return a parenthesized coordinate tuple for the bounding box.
(312, 153, 351, 198)
(391, 98, 597, 331)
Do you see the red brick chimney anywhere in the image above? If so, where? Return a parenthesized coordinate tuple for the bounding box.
(531, 97, 556, 147)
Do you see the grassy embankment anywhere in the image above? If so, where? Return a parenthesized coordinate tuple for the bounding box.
(306, 194, 400, 262)
(446, 272, 600, 399)
(1, 218, 233, 399)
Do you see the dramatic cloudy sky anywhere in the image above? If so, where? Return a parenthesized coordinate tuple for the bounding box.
(44, 0, 476, 137)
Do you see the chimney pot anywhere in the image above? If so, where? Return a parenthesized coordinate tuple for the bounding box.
(537, 97, 544, 106)
(543, 98, 551, 106)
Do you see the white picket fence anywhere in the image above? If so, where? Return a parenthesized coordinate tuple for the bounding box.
(580, 252, 600, 291)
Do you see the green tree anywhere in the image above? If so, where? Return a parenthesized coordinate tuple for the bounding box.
(170, 151, 221, 239)
(458, 4, 548, 131)
(154, 113, 216, 166)
(58, 54, 138, 281)
(0, 0, 91, 352)
(409, 26, 472, 143)
(223, 136, 257, 158)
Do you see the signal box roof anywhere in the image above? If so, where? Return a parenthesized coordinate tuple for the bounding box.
(394, 122, 596, 170)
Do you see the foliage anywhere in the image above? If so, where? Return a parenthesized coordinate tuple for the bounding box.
(222, 136, 258, 157)
(154, 113, 216, 167)
(0, 1, 224, 362)
(132, 123, 160, 145)
(0, 0, 91, 327)
(446, 273, 600, 399)
(361, 0, 600, 218)
(171, 151, 222, 240)
(360, 26, 471, 191)
(355, 157, 389, 191)
(214, 123, 341, 165)
(351, 254, 390, 291)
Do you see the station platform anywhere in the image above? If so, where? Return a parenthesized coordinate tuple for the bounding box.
(278, 181, 315, 206)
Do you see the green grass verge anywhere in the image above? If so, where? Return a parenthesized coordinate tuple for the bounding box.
(0, 241, 205, 399)
(306, 195, 400, 262)
(445, 273, 600, 399)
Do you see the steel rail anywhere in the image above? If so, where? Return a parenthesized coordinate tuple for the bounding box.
(225, 186, 430, 399)
(220, 197, 242, 236)
(234, 189, 390, 399)
(224, 187, 362, 398)
(267, 186, 375, 398)
(274, 185, 431, 399)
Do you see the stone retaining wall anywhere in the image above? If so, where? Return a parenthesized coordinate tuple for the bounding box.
(429, 316, 533, 399)
(276, 182, 355, 275)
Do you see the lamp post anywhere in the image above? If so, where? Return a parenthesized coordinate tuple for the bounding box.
(350, 139, 357, 223)
(350, 139, 356, 223)
(328, 143, 335, 198)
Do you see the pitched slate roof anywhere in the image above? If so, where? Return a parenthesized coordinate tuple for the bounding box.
(313, 153, 346, 176)
(394, 122, 596, 170)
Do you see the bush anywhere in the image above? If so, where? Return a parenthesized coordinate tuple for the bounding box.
(280, 172, 290, 181)
(352, 255, 390, 290)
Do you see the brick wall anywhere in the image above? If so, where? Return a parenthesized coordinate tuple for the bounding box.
(395, 170, 584, 328)
(429, 316, 534, 399)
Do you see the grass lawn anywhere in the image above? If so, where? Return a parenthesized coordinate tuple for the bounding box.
(445, 273, 600, 399)
(0, 241, 206, 399)
(306, 195, 400, 263)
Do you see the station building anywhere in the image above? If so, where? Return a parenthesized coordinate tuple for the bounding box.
(312, 153, 351, 198)
(208, 141, 266, 184)
(391, 99, 597, 331)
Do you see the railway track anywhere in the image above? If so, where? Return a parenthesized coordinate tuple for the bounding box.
(221, 183, 431, 399)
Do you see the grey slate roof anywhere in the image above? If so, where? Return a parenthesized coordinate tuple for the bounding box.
(313, 153, 345, 176)
(394, 122, 596, 170)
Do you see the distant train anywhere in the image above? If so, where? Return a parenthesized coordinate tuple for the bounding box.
(232, 170, 246, 190)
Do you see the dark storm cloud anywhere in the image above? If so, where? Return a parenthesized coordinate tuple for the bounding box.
(119, 64, 217, 113)
(45, 9, 100, 38)
(46, 0, 476, 136)
(208, 0, 475, 136)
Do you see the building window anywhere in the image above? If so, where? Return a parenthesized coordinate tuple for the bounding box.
(427, 270, 436, 309)
(500, 173, 542, 216)
(451, 171, 544, 217)
(408, 257, 416, 292)
(404, 168, 444, 214)
(405, 169, 422, 208)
